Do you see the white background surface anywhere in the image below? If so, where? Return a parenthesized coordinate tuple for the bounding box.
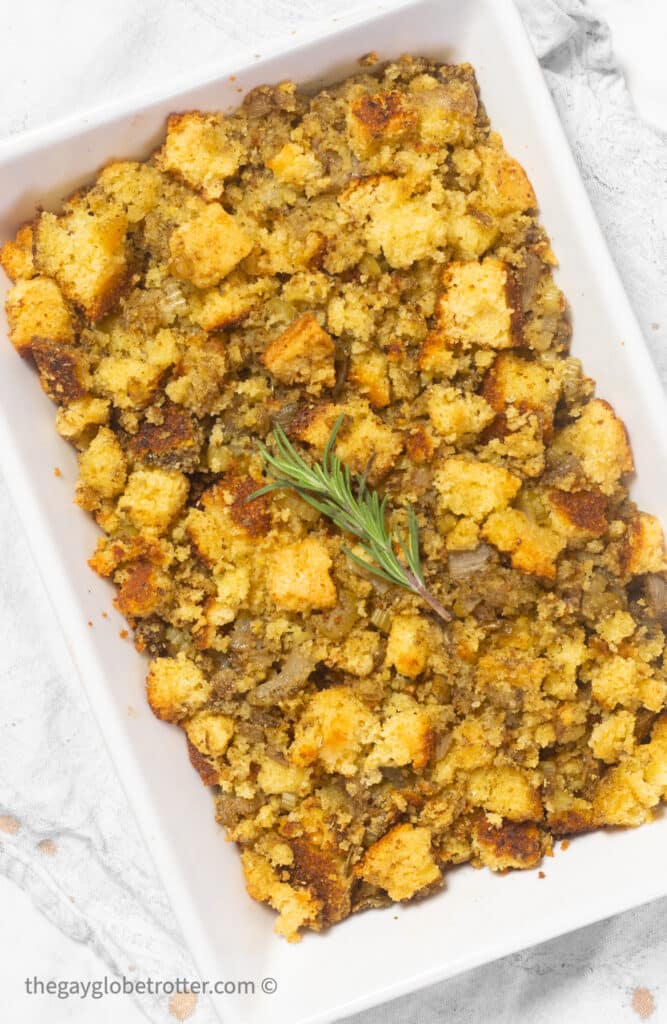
(0, 2, 665, 1023)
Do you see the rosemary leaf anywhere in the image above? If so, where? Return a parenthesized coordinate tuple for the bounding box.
(248, 418, 451, 624)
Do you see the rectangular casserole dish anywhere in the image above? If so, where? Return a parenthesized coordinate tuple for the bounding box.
(1, 1, 666, 1021)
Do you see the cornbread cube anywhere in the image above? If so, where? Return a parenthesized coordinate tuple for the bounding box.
(435, 257, 522, 350)
(471, 817, 543, 871)
(169, 203, 253, 288)
(117, 468, 189, 533)
(325, 628, 383, 677)
(115, 560, 171, 619)
(355, 824, 440, 900)
(5, 277, 73, 354)
(589, 711, 636, 763)
(266, 141, 322, 185)
(417, 331, 459, 378)
(348, 351, 391, 408)
(445, 192, 498, 259)
(189, 275, 275, 331)
(242, 849, 321, 943)
(339, 176, 447, 268)
(481, 351, 557, 416)
(475, 137, 536, 216)
(256, 756, 311, 796)
(590, 655, 666, 713)
(368, 695, 433, 771)
(34, 203, 129, 320)
(292, 400, 403, 483)
(409, 71, 479, 147)
(97, 161, 161, 222)
(482, 508, 566, 579)
(552, 399, 633, 495)
(0, 223, 35, 281)
(547, 488, 608, 540)
(146, 652, 212, 722)
(129, 401, 202, 472)
(261, 313, 335, 389)
(434, 456, 521, 522)
(55, 395, 110, 445)
(596, 610, 636, 647)
(346, 90, 417, 158)
(268, 537, 336, 611)
(159, 111, 243, 199)
(386, 613, 429, 678)
(427, 385, 494, 442)
(184, 711, 235, 758)
(31, 339, 89, 404)
(468, 765, 542, 821)
(186, 476, 271, 568)
(94, 356, 162, 410)
(621, 513, 666, 575)
(290, 687, 378, 776)
(75, 427, 127, 507)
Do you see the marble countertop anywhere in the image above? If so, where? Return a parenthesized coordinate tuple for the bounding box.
(0, 2, 665, 1022)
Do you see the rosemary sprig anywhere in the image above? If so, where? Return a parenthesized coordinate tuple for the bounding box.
(249, 415, 451, 623)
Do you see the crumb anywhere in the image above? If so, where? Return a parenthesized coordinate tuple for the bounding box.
(538, 870, 546, 879)
(54, 467, 62, 477)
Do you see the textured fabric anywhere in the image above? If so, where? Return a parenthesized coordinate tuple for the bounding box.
(0, 2, 665, 1022)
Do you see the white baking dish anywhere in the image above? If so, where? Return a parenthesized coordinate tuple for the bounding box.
(1, 1, 666, 1022)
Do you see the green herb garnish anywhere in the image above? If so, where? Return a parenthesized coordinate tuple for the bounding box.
(249, 415, 451, 623)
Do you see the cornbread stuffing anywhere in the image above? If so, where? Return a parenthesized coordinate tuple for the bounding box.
(4, 55, 667, 943)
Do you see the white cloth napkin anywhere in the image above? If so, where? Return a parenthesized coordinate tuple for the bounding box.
(0, 2, 665, 1022)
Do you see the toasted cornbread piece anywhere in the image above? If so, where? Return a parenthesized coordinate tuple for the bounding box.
(547, 488, 608, 540)
(256, 757, 311, 796)
(471, 817, 543, 871)
(291, 687, 378, 776)
(356, 824, 440, 900)
(262, 313, 336, 389)
(189, 274, 275, 331)
(118, 468, 189, 533)
(482, 508, 566, 579)
(368, 695, 433, 771)
(445, 190, 498, 259)
(427, 385, 494, 442)
(589, 711, 636, 763)
(34, 203, 129, 320)
(482, 351, 558, 420)
(266, 141, 322, 185)
(5, 277, 73, 354)
(159, 111, 243, 199)
(552, 399, 633, 495)
(0, 223, 35, 281)
(242, 849, 322, 942)
(292, 400, 403, 482)
(186, 475, 271, 569)
(184, 711, 235, 758)
(468, 765, 542, 821)
(590, 655, 666, 713)
(31, 339, 89, 404)
(434, 456, 521, 521)
(75, 427, 127, 508)
(94, 356, 162, 410)
(169, 203, 253, 287)
(621, 513, 666, 575)
(146, 652, 211, 722)
(417, 331, 459, 378)
(435, 257, 521, 350)
(475, 136, 536, 215)
(339, 176, 447, 268)
(348, 351, 391, 408)
(409, 70, 478, 147)
(596, 610, 636, 647)
(386, 613, 429, 678)
(347, 90, 417, 157)
(55, 396, 110, 445)
(97, 161, 161, 222)
(268, 537, 336, 611)
(165, 333, 228, 415)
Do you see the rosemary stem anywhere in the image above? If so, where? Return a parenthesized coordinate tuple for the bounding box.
(404, 570, 452, 624)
